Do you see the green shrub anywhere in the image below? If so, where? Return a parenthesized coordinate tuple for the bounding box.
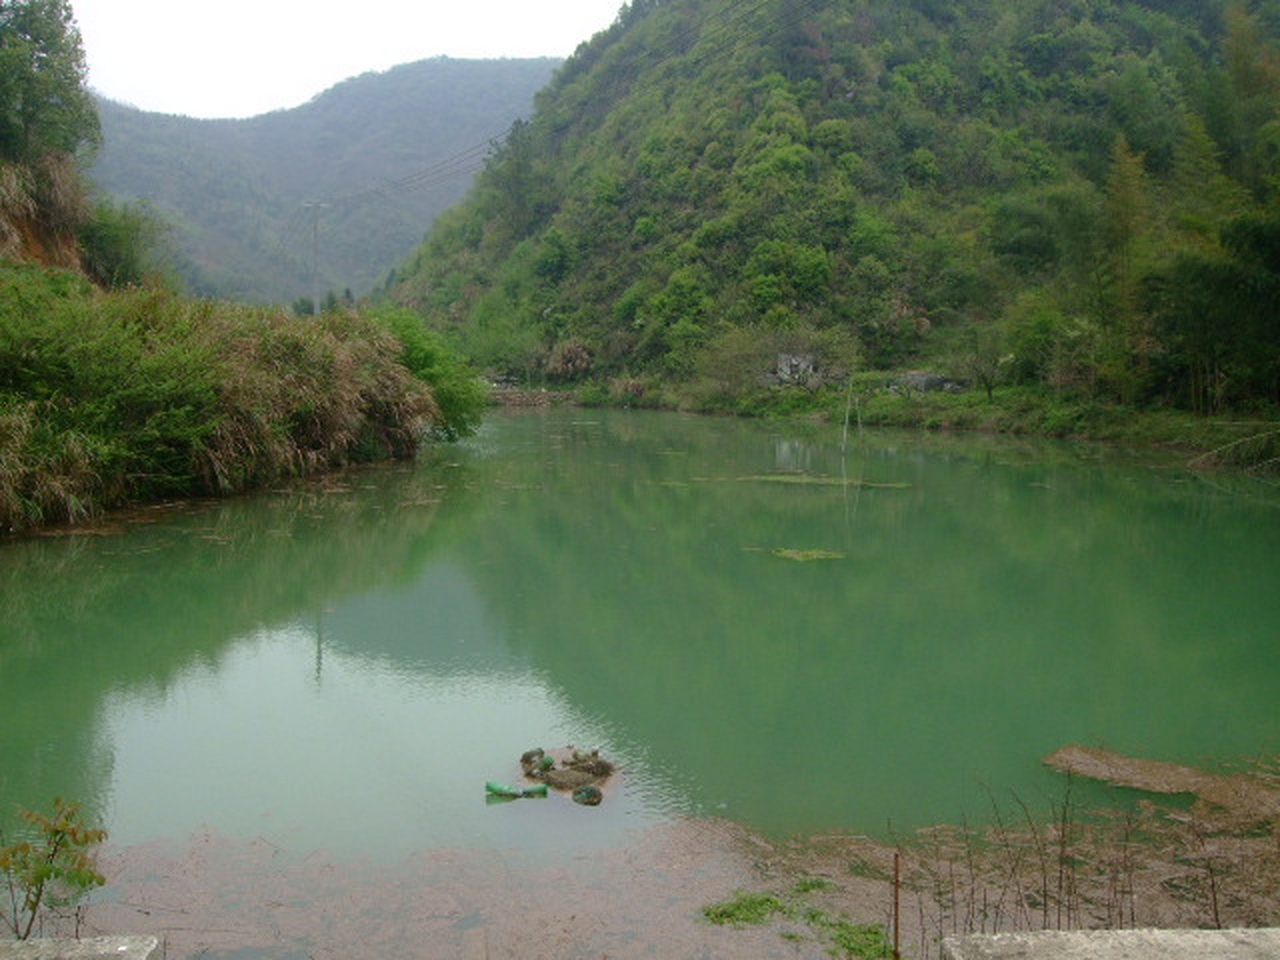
(0, 799, 106, 940)
(76, 199, 168, 290)
(370, 306, 487, 439)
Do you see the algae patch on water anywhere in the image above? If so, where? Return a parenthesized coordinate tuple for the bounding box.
(738, 474, 910, 489)
(772, 548, 846, 562)
(743, 546, 847, 562)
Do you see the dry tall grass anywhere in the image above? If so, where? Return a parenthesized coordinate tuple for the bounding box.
(196, 306, 439, 494)
(0, 162, 38, 260)
(0, 399, 100, 528)
(890, 788, 1280, 958)
(0, 155, 88, 267)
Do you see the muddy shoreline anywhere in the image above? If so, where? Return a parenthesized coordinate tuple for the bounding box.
(66, 749, 1280, 958)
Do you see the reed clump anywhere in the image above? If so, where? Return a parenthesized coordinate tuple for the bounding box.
(0, 264, 445, 532)
(891, 788, 1280, 958)
(756, 755, 1280, 960)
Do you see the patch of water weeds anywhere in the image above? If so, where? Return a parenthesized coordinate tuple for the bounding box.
(704, 878, 895, 958)
(741, 545, 848, 561)
(735, 473, 911, 489)
(770, 547, 846, 561)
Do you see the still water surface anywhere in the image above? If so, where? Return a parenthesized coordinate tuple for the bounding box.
(2, 409, 1277, 862)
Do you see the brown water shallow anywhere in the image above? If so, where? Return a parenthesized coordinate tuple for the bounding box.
(66, 799, 1280, 960)
(82, 818, 893, 959)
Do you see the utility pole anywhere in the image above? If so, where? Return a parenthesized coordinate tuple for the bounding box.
(303, 201, 329, 314)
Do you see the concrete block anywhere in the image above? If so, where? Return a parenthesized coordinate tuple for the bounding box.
(942, 928, 1280, 959)
(0, 937, 161, 960)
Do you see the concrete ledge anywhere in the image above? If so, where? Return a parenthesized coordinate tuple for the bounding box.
(942, 928, 1280, 959)
(0, 937, 161, 960)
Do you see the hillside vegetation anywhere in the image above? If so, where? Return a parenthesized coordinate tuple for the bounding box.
(1, 2, 486, 532)
(389, 0, 1280, 430)
(91, 57, 559, 304)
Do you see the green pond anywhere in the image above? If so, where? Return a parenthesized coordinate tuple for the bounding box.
(1, 408, 1278, 862)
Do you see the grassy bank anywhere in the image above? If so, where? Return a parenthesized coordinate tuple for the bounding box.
(574, 373, 1280, 475)
(0, 265, 482, 533)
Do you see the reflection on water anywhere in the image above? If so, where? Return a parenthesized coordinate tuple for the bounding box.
(101, 613, 674, 859)
(2, 409, 1278, 863)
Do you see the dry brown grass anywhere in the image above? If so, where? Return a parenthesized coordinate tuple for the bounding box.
(0, 161, 38, 260)
(0, 155, 87, 267)
(195, 307, 439, 495)
(32, 153, 90, 232)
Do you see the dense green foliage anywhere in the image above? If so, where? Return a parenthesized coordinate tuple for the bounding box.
(75, 197, 169, 288)
(371, 306, 488, 440)
(0, 264, 456, 531)
(0, 1, 98, 267)
(0, 1, 161, 287)
(0, 0, 98, 163)
(390, 0, 1280, 416)
(89, 58, 560, 303)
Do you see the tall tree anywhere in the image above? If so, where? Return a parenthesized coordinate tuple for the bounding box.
(1151, 215, 1280, 411)
(0, 0, 99, 162)
(1100, 134, 1154, 403)
(1219, 3, 1280, 192)
(1167, 114, 1250, 243)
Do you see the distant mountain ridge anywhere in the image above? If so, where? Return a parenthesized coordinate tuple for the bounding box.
(90, 56, 561, 303)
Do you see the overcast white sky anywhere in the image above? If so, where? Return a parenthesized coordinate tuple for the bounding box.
(71, 0, 624, 119)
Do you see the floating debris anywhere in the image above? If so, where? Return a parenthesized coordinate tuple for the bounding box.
(504, 746, 617, 806)
(484, 781, 548, 800)
(737, 474, 910, 489)
(770, 548, 846, 562)
(572, 785, 604, 806)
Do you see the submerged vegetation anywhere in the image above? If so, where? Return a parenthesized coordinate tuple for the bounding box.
(1, 1, 1274, 955)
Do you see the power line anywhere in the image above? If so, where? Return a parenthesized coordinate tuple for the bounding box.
(277, 133, 502, 264)
(304, 201, 329, 308)
(297, 0, 827, 215)
(272, 205, 312, 262)
(319, 137, 499, 208)
(280, 0, 830, 267)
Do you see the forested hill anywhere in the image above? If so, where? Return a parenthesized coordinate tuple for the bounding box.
(390, 0, 1280, 414)
(90, 57, 560, 304)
